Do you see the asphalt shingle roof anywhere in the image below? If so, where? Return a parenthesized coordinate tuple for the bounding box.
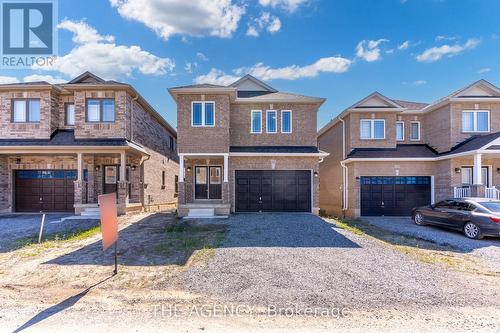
(230, 146, 320, 153)
(0, 130, 129, 146)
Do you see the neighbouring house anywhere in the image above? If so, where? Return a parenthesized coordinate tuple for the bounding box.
(318, 79, 500, 218)
(0, 72, 178, 215)
(169, 75, 328, 217)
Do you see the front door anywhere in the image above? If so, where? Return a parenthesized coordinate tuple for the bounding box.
(103, 165, 119, 194)
(194, 166, 222, 200)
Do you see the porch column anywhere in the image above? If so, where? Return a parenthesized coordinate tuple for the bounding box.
(74, 152, 85, 212)
(473, 153, 482, 185)
(179, 155, 184, 182)
(471, 153, 486, 197)
(117, 151, 128, 215)
(222, 154, 230, 204)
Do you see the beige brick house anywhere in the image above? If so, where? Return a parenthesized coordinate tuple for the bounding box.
(0, 72, 178, 215)
(318, 80, 500, 218)
(169, 75, 328, 217)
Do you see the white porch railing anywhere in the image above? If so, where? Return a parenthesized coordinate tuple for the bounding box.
(454, 187, 471, 198)
(486, 186, 500, 200)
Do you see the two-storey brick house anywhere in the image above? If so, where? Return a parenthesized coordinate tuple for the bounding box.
(318, 80, 500, 218)
(0, 72, 178, 215)
(169, 75, 327, 217)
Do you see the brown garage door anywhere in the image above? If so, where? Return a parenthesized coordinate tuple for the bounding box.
(235, 170, 311, 212)
(15, 170, 77, 212)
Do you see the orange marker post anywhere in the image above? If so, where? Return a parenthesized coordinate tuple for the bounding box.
(98, 193, 119, 274)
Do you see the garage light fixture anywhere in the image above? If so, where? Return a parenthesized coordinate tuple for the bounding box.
(186, 166, 192, 172)
(314, 171, 319, 177)
(454, 168, 461, 174)
(95, 165, 101, 171)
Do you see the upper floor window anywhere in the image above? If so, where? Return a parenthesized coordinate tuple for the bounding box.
(410, 121, 421, 141)
(266, 110, 277, 133)
(462, 110, 489, 133)
(65, 103, 75, 126)
(360, 119, 385, 139)
(169, 136, 176, 151)
(12, 99, 40, 123)
(281, 110, 292, 133)
(86, 99, 115, 122)
(396, 121, 404, 141)
(192, 101, 215, 127)
(251, 110, 262, 133)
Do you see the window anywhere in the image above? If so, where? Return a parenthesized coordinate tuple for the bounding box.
(461, 166, 489, 186)
(169, 136, 176, 151)
(435, 200, 455, 209)
(65, 103, 75, 126)
(410, 121, 420, 141)
(12, 99, 40, 123)
(266, 110, 277, 133)
(462, 110, 489, 132)
(396, 121, 404, 141)
(191, 101, 215, 127)
(251, 110, 262, 133)
(281, 110, 292, 133)
(86, 99, 115, 122)
(360, 119, 385, 139)
(161, 171, 166, 189)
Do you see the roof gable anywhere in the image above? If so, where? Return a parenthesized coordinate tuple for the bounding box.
(68, 71, 106, 84)
(454, 80, 500, 98)
(350, 92, 403, 109)
(229, 74, 277, 92)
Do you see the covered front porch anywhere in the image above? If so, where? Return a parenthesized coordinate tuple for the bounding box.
(177, 153, 230, 217)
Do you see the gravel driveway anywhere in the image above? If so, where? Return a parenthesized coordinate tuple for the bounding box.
(361, 216, 500, 270)
(0, 214, 99, 252)
(183, 214, 500, 312)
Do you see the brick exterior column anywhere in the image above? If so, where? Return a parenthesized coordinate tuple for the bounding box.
(470, 184, 486, 198)
(74, 180, 85, 213)
(222, 182, 230, 204)
(117, 180, 129, 215)
(178, 181, 186, 205)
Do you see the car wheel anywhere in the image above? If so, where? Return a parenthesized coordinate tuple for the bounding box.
(413, 212, 426, 226)
(463, 222, 483, 240)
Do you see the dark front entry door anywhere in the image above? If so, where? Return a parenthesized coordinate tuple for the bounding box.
(15, 170, 77, 212)
(235, 170, 311, 212)
(103, 165, 119, 194)
(360, 176, 431, 216)
(194, 166, 222, 200)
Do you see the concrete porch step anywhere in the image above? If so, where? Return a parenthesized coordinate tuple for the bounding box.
(187, 208, 215, 218)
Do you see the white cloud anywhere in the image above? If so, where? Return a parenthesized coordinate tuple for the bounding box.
(478, 67, 491, 74)
(436, 35, 457, 41)
(356, 39, 389, 62)
(416, 38, 480, 63)
(58, 19, 114, 44)
(184, 62, 198, 73)
(397, 40, 410, 50)
(110, 0, 245, 40)
(33, 20, 174, 79)
(247, 12, 281, 37)
(258, 0, 308, 13)
(0, 76, 19, 84)
(196, 56, 352, 84)
(23, 74, 67, 84)
(413, 80, 426, 86)
(194, 68, 239, 86)
(196, 52, 209, 61)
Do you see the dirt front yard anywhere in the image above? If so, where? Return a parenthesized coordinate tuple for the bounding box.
(0, 212, 499, 332)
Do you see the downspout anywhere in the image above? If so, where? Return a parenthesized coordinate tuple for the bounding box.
(339, 117, 348, 218)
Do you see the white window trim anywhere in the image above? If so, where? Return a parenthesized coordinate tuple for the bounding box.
(410, 121, 421, 141)
(360, 119, 385, 140)
(281, 110, 292, 134)
(462, 110, 490, 133)
(266, 110, 277, 134)
(251, 110, 262, 134)
(396, 121, 405, 141)
(191, 101, 216, 127)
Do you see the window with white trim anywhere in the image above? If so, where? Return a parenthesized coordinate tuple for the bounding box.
(462, 110, 489, 132)
(191, 101, 215, 127)
(410, 121, 420, 141)
(281, 110, 292, 133)
(12, 99, 40, 123)
(360, 119, 385, 139)
(266, 110, 277, 133)
(251, 110, 262, 133)
(396, 121, 404, 141)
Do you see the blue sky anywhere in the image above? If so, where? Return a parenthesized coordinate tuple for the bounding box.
(1, 0, 499, 129)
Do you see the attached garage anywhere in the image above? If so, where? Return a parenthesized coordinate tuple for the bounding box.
(360, 176, 431, 216)
(235, 170, 311, 212)
(15, 170, 77, 212)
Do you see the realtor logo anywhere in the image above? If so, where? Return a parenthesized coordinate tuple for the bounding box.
(1, 0, 57, 68)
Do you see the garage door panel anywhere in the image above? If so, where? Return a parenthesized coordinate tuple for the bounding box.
(235, 170, 311, 212)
